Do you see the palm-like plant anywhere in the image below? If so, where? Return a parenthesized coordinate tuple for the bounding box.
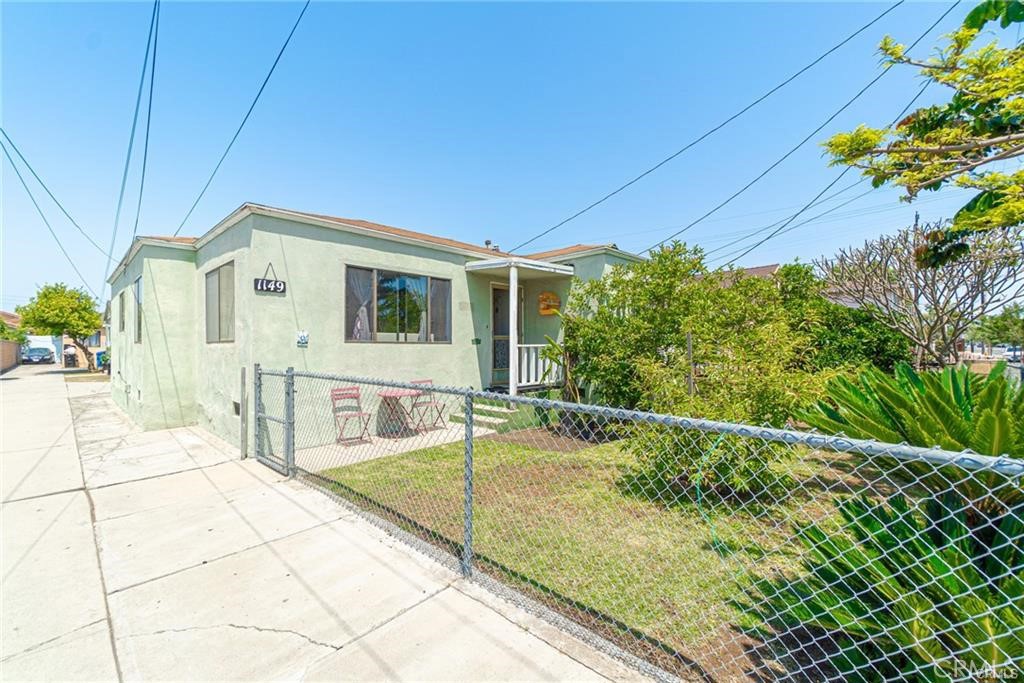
(748, 495, 1024, 682)
(803, 362, 1024, 515)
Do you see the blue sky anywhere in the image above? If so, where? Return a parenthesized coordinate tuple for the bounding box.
(1, 1, 982, 310)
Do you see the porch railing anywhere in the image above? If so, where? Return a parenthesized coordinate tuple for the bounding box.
(517, 343, 562, 387)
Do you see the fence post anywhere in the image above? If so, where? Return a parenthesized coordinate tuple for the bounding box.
(462, 393, 474, 577)
(253, 364, 262, 461)
(284, 366, 296, 478)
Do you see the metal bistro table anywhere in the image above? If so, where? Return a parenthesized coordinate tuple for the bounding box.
(376, 387, 423, 438)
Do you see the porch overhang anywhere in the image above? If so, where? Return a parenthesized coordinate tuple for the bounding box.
(464, 257, 573, 279)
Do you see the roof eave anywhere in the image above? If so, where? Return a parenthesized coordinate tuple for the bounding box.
(194, 203, 504, 260)
(465, 257, 574, 276)
(543, 246, 645, 264)
(106, 238, 196, 286)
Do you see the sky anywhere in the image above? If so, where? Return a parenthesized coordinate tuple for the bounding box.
(0, 0, 991, 311)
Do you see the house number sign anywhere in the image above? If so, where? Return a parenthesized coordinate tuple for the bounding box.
(254, 278, 286, 293)
(254, 263, 286, 294)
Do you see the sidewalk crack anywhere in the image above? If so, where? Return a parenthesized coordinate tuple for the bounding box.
(138, 623, 343, 651)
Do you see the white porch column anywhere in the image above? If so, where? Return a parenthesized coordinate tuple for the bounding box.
(508, 264, 519, 397)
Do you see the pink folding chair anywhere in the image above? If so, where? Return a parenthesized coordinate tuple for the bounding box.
(331, 386, 372, 444)
(409, 379, 446, 432)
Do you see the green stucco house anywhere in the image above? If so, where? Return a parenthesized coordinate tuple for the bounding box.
(106, 203, 641, 446)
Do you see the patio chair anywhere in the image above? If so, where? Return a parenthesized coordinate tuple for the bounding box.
(331, 386, 372, 444)
(409, 379, 446, 432)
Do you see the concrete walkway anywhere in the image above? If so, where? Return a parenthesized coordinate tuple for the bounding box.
(1, 365, 642, 681)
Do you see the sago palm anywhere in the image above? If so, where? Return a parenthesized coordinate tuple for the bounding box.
(803, 362, 1024, 514)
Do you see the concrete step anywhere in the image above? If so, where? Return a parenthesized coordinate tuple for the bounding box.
(474, 404, 518, 415)
(449, 413, 508, 428)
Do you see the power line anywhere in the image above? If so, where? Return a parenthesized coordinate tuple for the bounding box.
(129, 0, 161, 243)
(704, 186, 957, 259)
(101, 0, 161, 298)
(1, 140, 98, 298)
(704, 186, 874, 257)
(717, 7, 959, 271)
(703, 80, 937, 260)
(507, 0, 907, 253)
(643, 0, 960, 254)
(172, 0, 312, 237)
(582, 179, 866, 244)
(0, 128, 107, 257)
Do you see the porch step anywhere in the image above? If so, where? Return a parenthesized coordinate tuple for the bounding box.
(474, 403, 517, 415)
(449, 412, 508, 429)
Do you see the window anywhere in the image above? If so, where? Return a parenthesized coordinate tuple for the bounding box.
(344, 265, 451, 343)
(205, 262, 235, 343)
(133, 277, 142, 343)
(118, 291, 125, 331)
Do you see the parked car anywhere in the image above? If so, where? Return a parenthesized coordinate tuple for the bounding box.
(1003, 346, 1022, 362)
(22, 347, 55, 364)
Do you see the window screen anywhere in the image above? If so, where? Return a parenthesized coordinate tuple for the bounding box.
(205, 262, 235, 342)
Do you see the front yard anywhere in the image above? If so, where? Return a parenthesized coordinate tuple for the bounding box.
(317, 434, 852, 676)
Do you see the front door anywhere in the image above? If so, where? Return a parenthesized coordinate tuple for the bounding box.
(491, 285, 523, 386)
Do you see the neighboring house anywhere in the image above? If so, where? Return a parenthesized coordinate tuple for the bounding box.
(61, 329, 106, 367)
(0, 310, 21, 330)
(106, 202, 642, 444)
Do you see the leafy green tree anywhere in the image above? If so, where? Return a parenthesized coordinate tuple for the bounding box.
(558, 244, 831, 493)
(17, 284, 102, 371)
(0, 323, 27, 345)
(776, 263, 911, 372)
(977, 303, 1024, 350)
(824, 0, 1024, 266)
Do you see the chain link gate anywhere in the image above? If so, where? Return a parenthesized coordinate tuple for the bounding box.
(253, 364, 294, 476)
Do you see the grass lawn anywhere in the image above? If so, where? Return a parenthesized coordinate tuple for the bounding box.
(318, 433, 853, 674)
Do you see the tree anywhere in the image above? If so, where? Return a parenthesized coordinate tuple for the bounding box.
(17, 284, 102, 371)
(975, 302, 1024, 349)
(824, 0, 1024, 266)
(557, 244, 832, 493)
(819, 222, 1024, 368)
(775, 263, 912, 372)
(0, 322, 27, 345)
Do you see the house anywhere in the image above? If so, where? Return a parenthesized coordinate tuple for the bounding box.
(106, 202, 642, 445)
(61, 328, 106, 368)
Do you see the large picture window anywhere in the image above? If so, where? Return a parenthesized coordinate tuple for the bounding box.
(345, 265, 451, 343)
(133, 277, 143, 343)
(205, 262, 235, 343)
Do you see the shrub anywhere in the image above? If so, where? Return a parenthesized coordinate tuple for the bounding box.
(747, 494, 1024, 682)
(802, 362, 1024, 515)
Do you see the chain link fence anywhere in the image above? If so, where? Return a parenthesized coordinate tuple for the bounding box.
(255, 366, 1024, 682)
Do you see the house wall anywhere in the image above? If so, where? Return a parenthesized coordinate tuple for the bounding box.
(110, 254, 144, 425)
(194, 216, 254, 443)
(109, 245, 197, 430)
(191, 214, 501, 446)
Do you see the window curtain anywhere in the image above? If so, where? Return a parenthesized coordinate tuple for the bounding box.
(429, 279, 451, 342)
(346, 267, 373, 341)
(405, 275, 427, 342)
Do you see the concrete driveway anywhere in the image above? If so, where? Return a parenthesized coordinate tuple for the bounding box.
(1, 365, 642, 681)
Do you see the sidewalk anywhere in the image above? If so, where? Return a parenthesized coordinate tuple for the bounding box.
(1, 365, 643, 681)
